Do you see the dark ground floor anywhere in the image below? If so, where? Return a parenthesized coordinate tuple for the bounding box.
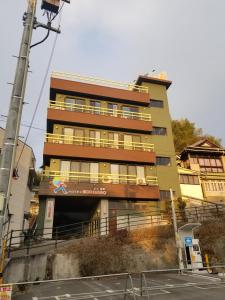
(37, 197, 163, 237)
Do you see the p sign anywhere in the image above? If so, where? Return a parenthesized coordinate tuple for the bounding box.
(184, 236, 193, 247)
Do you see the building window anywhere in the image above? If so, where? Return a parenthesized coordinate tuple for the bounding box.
(122, 106, 138, 119)
(151, 127, 167, 135)
(180, 175, 199, 185)
(150, 100, 164, 108)
(65, 98, 85, 112)
(156, 156, 171, 166)
(197, 156, 224, 173)
(160, 190, 171, 200)
(108, 103, 118, 117)
(90, 101, 101, 114)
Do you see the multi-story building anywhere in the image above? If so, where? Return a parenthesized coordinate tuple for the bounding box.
(38, 72, 180, 234)
(179, 139, 225, 204)
(0, 127, 36, 235)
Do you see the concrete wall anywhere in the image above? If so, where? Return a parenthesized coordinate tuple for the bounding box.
(4, 253, 80, 283)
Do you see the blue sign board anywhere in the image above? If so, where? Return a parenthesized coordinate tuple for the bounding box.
(184, 237, 193, 247)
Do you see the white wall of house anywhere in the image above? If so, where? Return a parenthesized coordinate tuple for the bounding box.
(180, 183, 204, 200)
(0, 128, 35, 236)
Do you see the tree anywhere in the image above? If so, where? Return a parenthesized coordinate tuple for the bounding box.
(172, 118, 222, 153)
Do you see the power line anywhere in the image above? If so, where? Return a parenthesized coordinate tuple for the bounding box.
(0, 118, 45, 132)
(15, 9, 64, 168)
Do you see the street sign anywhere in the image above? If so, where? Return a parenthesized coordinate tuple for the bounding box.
(0, 285, 12, 300)
(184, 236, 193, 247)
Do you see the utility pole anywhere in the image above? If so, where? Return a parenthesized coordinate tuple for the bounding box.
(0, 0, 69, 281)
(0, 0, 37, 244)
(170, 188, 184, 272)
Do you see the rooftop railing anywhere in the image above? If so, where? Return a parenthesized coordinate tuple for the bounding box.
(42, 170, 158, 186)
(45, 133, 154, 152)
(49, 100, 151, 121)
(51, 71, 149, 93)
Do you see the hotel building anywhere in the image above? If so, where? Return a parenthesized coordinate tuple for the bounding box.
(38, 72, 180, 233)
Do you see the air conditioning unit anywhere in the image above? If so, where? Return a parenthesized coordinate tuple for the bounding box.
(136, 177, 146, 185)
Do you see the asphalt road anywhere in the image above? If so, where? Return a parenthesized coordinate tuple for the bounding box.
(11, 272, 225, 299)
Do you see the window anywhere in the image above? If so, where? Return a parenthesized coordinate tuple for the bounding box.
(111, 164, 119, 184)
(196, 156, 224, 173)
(119, 165, 128, 184)
(124, 134, 133, 150)
(64, 127, 74, 144)
(108, 132, 119, 149)
(90, 101, 101, 114)
(180, 175, 199, 185)
(156, 157, 171, 166)
(60, 160, 70, 180)
(151, 127, 167, 135)
(122, 106, 138, 119)
(110, 163, 146, 185)
(61, 161, 100, 183)
(150, 100, 164, 108)
(74, 128, 84, 146)
(65, 98, 85, 112)
(160, 190, 171, 200)
(108, 103, 118, 117)
(89, 130, 100, 147)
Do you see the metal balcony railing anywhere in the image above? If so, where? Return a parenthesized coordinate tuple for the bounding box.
(48, 100, 151, 121)
(45, 133, 154, 152)
(42, 170, 158, 186)
(52, 71, 149, 93)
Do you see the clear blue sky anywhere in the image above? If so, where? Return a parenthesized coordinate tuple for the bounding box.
(0, 0, 225, 168)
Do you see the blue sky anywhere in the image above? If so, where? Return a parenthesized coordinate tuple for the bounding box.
(0, 0, 225, 168)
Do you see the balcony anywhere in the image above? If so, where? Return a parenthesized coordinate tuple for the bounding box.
(39, 170, 159, 199)
(51, 72, 150, 104)
(48, 101, 152, 132)
(44, 133, 156, 163)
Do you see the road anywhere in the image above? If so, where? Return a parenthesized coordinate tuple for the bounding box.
(11, 271, 225, 299)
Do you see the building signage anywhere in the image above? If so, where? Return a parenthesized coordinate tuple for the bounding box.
(0, 285, 12, 300)
(39, 179, 160, 199)
(51, 178, 107, 196)
(184, 237, 193, 247)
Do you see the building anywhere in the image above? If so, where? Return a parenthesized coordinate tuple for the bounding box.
(38, 72, 180, 235)
(0, 127, 36, 235)
(179, 139, 225, 204)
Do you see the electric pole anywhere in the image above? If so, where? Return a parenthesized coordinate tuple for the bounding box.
(0, 0, 70, 280)
(170, 188, 184, 271)
(0, 0, 37, 244)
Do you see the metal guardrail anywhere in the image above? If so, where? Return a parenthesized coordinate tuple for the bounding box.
(49, 100, 151, 121)
(45, 133, 154, 152)
(41, 170, 158, 186)
(5, 204, 225, 258)
(52, 71, 149, 93)
(3, 265, 225, 299)
(140, 266, 225, 299)
(176, 204, 225, 223)
(5, 212, 169, 257)
(2, 272, 137, 300)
